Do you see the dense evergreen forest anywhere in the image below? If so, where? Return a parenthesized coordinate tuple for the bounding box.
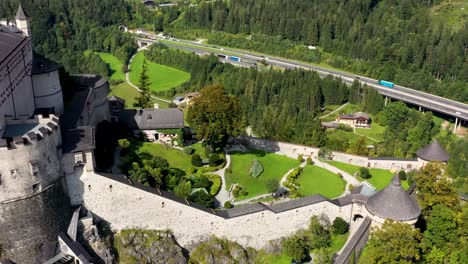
(0, 0, 138, 76)
(177, 0, 468, 102)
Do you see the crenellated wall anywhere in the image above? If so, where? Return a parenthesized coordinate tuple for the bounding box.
(66, 170, 353, 250)
(0, 115, 62, 202)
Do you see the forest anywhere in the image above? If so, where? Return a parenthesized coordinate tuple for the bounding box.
(177, 0, 468, 102)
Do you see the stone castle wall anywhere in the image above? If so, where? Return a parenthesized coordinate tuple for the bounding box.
(0, 115, 62, 202)
(239, 136, 420, 171)
(66, 170, 352, 249)
(32, 69, 64, 115)
(0, 179, 72, 264)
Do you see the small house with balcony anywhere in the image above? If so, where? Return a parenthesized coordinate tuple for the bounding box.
(336, 112, 370, 128)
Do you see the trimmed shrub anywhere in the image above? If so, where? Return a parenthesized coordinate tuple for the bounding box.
(225, 166, 232, 174)
(232, 185, 247, 198)
(204, 146, 212, 157)
(192, 175, 212, 189)
(191, 154, 202, 167)
(306, 157, 314, 165)
(297, 154, 304, 162)
(206, 174, 221, 196)
(118, 138, 131, 149)
(224, 201, 234, 208)
(348, 184, 355, 191)
(332, 217, 349, 235)
(184, 146, 193, 155)
(359, 167, 371, 179)
(209, 154, 220, 167)
(337, 173, 343, 178)
(249, 159, 264, 178)
(398, 170, 407, 181)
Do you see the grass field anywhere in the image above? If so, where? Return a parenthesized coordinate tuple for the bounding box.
(430, 0, 468, 33)
(226, 150, 301, 200)
(96, 52, 126, 81)
(325, 160, 409, 190)
(129, 52, 190, 92)
(355, 122, 386, 142)
(297, 165, 346, 198)
(109, 82, 169, 109)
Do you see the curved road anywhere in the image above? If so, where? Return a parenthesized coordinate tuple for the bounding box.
(138, 36, 468, 122)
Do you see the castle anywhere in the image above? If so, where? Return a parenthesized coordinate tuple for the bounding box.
(0, 5, 436, 264)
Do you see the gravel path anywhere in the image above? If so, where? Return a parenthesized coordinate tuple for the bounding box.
(125, 47, 171, 104)
(319, 102, 348, 119)
(213, 154, 232, 207)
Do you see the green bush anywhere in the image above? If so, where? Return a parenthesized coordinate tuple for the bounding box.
(192, 175, 212, 189)
(398, 170, 407, 181)
(249, 159, 264, 178)
(359, 167, 371, 179)
(287, 167, 304, 184)
(225, 166, 232, 174)
(348, 184, 355, 191)
(232, 185, 246, 198)
(184, 146, 193, 155)
(332, 217, 349, 235)
(190, 190, 214, 208)
(204, 146, 212, 157)
(205, 174, 221, 196)
(297, 154, 304, 162)
(209, 153, 220, 167)
(118, 138, 131, 149)
(306, 157, 314, 165)
(282, 235, 308, 262)
(191, 154, 202, 167)
(224, 201, 234, 208)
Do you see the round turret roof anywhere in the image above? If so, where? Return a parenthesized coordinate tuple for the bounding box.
(365, 176, 420, 221)
(416, 140, 449, 162)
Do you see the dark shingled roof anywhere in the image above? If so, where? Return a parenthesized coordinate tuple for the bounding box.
(416, 140, 449, 162)
(32, 53, 60, 74)
(368, 157, 418, 162)
(339, 112, 370, 120)
(366, 175, 420, 221)
(119, 109, 184, 130)
(62, 126, 95, 153)
(0, 31, 26, 64)
(15, 4, 28, 20)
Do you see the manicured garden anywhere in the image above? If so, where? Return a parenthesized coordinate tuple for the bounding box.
(129, 52, 190, 92)
(225, 150, 301, 200)
(297, 165, 346, 198)
(325, 160, 409, 190)
(138, 143, 193, 172)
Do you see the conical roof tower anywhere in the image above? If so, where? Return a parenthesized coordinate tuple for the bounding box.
(365, 175, 420, 221)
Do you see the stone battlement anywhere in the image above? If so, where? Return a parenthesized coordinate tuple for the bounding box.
(0, 114, 59, 151)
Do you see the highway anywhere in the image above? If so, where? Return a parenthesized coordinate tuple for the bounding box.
(137, 36, 468, 122)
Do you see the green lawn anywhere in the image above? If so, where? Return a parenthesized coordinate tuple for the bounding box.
(325, 160, 409, 190)
(329, 232, 350, 255)
(355, 122, 386, 142)
(129, 52, 190, 92)
(297, 165, 346, 198)
(226, 150, 301, 200)
(138, 143, 193, 172)
(109, 82, 169, 109)
(96, 52, 126, 81)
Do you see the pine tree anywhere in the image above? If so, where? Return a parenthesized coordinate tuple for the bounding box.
(134, 59, 153, 109)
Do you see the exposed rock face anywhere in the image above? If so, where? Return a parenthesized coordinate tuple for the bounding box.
(78, 216, 116, 264)
(115, 229, 187, 264)
(190, 237, 256, 264)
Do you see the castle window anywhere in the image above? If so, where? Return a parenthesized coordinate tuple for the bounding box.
(30, 162, 39, 176)
(32, 183, 40, 192)
(10, 169, 17, 176)
(0, 174, 2, 185)
(88, 185, 91, 191)
(161, 201, 165, 208)
(109, 185, 113, 192)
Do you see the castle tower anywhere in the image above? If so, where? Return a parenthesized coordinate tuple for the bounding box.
(364, 175, 421, 226)
(15, 3, 31, 37)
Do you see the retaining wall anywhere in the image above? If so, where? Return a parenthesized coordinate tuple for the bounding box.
(66, 170, 353, 249)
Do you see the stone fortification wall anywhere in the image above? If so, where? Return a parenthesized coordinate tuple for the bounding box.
(32, 69, 64, 115)
(239, 136, 419, 171)
(0, 179, 72, 264)
(334, 217, 372, 264)
(72, 74, 110, 128)
(0, 115, 62, 202)
(67, 171, 352, 249)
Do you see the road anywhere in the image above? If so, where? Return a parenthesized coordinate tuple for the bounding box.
(137, 36, 468, 122)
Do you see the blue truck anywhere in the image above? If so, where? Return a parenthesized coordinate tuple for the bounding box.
(228, 56, 241, 62)
(378, 80, 394, 88)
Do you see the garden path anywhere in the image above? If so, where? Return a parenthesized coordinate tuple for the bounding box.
(213, 154, 232, 207)
(319, 102, 348, 119)
(125, 48, 171, 103)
